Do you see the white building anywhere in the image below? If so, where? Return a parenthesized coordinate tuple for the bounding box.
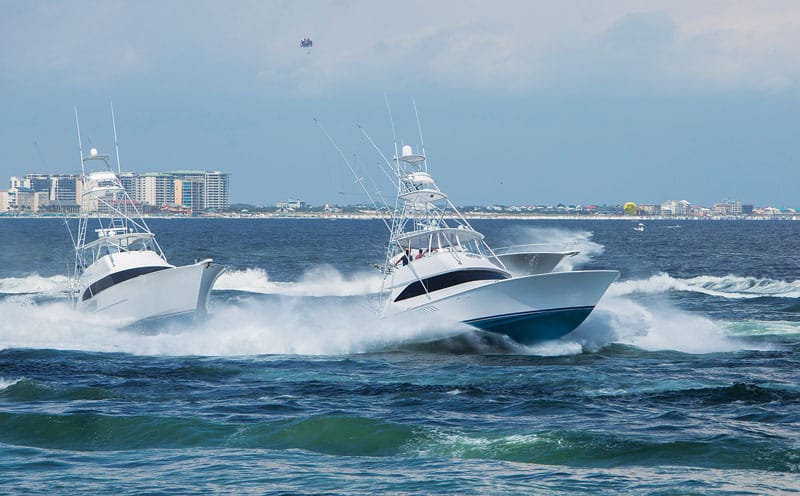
(276, 199, 307, 210)
(118, 170, 229, 213)
(660, 200, 691, 216)
(136, 173, 176, 207)
(202, 171, 230, 211)
(713, 200, 743, 216)
(170, 170, 230, 213)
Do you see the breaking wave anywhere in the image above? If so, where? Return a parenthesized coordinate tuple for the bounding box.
(573, 294, 751, 354)
(214, 266, 382, 297)
(610, 273, 800, 299)
(0, 377, 21, 391)
(0, 274, 69, 295)
(0, 293, 465, 356)
(0, 267, 790, 357)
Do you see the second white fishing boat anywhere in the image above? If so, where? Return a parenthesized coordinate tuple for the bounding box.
(68, 106, 225, 327)
(330, 107, 619, 344)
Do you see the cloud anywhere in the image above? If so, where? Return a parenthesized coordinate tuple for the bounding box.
(604, 11, 678, 53)
(2, 1, 800, 95)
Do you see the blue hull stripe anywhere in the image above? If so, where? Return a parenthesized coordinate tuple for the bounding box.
(464, 306, 595, 344)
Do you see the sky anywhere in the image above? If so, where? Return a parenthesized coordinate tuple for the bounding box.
(1, 1, 799, 207)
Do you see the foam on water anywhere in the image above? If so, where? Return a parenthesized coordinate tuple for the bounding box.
(611, 273, 800, 299)
(0, 274, 70, 295)
(488, 227, 770, 354)
(0, 264, 787, 357)
(0, 290, 760, 357)
(725, 319, 800, 337)
(215, 266, 382, 296)
(0, 293, 465, 356)
(0, 377, 21, 391)
(573, 293, 761, 354)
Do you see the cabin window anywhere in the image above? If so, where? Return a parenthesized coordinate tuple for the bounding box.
(394, 269, 508, 302)
(82, 266, 168, 301)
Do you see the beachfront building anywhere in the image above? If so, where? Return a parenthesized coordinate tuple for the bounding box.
(118, 173, 137, 200)
(12, 188, 47, 212)
(120, 172, 175, 208)
(19, 173, 80, 209)
(25, 174, 51, 194)
(713, 200, 741, 216)
(169, 170, 230, 213)
(638, 204, 660, 215)
(135, 173, 176, 207)
(118, 170, 229, 213)
(175, 177, 205, 214)
(712, 200, 752, 216)
(660, 200, 691, 216)
(200, 171, 230, 211)
(276, 199, 307, 211)
(3, 170, 229, 214)
(0, 190, 8, 212)
(0, 174, 82, 212)
(51, 174, 79, 205)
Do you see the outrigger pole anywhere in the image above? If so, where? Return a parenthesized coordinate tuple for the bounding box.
(314, 118, 392, 232)
(111, 101, 122, 174)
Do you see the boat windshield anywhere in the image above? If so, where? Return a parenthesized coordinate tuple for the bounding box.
(394, 227, 486, 258)
(77, 232, 158, 268)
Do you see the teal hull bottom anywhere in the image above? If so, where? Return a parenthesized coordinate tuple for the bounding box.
(465, 306, 594, 345)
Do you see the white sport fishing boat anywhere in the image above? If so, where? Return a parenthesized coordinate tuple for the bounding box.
(68, 107, 224, 326)
(330, 106, 619, 344)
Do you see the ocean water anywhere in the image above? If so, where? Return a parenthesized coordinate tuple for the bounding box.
(0, 218, 798, 494)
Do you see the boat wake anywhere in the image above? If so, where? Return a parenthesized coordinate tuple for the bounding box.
(0, 274, 70, 296)
(572, 294, 753, 354)
(0, 268, 794, 357)
(0, 292, 466, 356)
(611, 273, 800, 299)
(214, 267, 382, 296)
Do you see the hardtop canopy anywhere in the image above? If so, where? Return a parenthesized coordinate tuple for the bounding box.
(395, 226, 484, 251)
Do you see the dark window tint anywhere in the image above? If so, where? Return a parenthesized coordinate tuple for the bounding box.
(395, 269, 508, 302)
(82, 266, 169, 301)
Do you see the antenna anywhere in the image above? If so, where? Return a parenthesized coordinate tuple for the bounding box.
(384, 95, 401, 175)
(110, 101, 122, 174)
(412, 99, 427, 172)
(74, 107, 85, 174)
(315, 118, 391, 232)
(384, 94, 398, 146)
(358, 125, 396, 183)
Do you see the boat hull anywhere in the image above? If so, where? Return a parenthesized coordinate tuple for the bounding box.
(465, 307, 594, 343)
(391, 270, 618, 345)
(77, 259, 225, 326)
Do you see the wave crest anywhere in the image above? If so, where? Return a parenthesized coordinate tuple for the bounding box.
(610, 273, 800, 299)
(214, 266, 382, 297)
(0, 274, 70, 295)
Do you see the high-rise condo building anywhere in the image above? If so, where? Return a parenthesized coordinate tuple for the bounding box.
(169, 170, 230, 212)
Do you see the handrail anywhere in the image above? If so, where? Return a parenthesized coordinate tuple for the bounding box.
(491, 242, 579, 255)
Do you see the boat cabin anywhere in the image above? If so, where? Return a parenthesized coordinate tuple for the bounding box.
(393, 227, 487, 261)
(77, 229, 160, 268)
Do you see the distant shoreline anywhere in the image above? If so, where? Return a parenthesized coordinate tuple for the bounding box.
(3, 212, 800, 221)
